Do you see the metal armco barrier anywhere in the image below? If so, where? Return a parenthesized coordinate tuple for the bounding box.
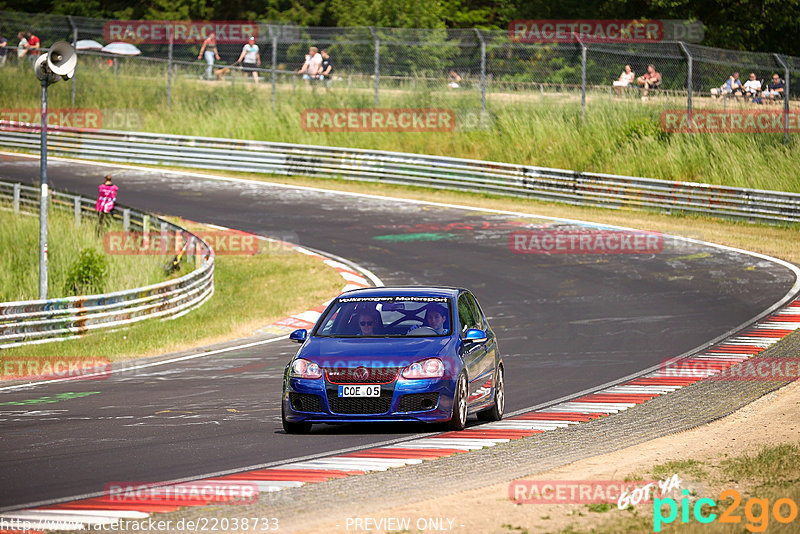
(0, 179, 215, 349)
(1, 123, 799, 224)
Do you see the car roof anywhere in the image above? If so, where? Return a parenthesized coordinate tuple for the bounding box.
(338, 286, 463, 299)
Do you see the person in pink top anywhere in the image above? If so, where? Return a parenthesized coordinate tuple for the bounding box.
(95, 174, 118, 230)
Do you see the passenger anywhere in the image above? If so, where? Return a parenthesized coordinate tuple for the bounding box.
(357, 310, 381, 336)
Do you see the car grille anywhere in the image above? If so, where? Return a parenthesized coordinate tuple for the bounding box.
(289, 393, 324, 413)
(326, 388, 394, 414)
(397, 393, 440, 412)
(325, 367, 401, 384)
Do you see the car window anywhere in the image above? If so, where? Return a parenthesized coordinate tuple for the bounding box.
(314, 296, 453, 337)
(457, 294, 478, 336)
(465, 293, 486, 330)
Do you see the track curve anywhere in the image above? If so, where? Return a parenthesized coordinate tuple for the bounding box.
(0, 153, 796, 509)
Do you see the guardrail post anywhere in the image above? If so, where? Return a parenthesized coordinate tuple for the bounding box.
(13, 183, 20, 213)
(74, 195, 81, 226)
(678, 42, 693, 134)
(142, 214, 150, 235)
(369, 27, 380, 107)
(122, 208, 130, 231)
(773, 53, 791, 145)
(474, 29, 487, 115)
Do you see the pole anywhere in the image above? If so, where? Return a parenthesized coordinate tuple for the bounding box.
(474, 29, 486, 115)
(678, 42, 693, 134)
(67, 16, 77, 108)
(167, 25, 173, 108)
(369, 27, 379, 107)
(39, 79, 49, 300)
(773, 53, 790, 145)
(271, 31, 278, 106)
(577, 35, 586, 122)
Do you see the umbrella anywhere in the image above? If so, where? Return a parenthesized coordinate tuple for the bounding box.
(75, 39, 103, 51)
(101, 42, 142, 56)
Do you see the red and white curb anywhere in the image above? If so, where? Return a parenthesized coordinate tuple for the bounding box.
(3, 299, 797, 530)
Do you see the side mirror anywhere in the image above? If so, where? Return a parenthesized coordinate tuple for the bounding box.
(289, 329, 308, 343)
(463, 328, 487, 343)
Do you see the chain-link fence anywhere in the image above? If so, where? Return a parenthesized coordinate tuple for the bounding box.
(1, 10, 796, 140)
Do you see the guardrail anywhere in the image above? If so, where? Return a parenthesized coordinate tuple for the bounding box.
(1, 123, 799, 224)
(0, 179, 215, 349)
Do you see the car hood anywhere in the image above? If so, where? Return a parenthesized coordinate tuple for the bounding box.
(297, 336, 456, 368)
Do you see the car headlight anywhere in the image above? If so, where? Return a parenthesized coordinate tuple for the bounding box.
(401, 358, 444, 379)
(289, 358, 322, 379)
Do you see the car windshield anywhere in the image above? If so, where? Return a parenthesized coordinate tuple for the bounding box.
(314, 296, 453, 338)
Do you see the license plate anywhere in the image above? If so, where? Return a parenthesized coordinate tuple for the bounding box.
(338, 385, 381, 397)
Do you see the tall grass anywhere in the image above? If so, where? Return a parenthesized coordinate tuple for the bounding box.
(0, 205, 170, 302)
(1, 62, 798, 192)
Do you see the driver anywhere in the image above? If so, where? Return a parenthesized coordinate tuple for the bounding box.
(409, 304, 448, 335)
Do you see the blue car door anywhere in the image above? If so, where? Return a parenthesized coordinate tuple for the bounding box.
(457, 293, 488, 403)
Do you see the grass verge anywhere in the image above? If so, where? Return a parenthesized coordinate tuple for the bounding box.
(1, 63, 799, 192)
(1, 217, 344, 361)
(0, 203, 170, 301)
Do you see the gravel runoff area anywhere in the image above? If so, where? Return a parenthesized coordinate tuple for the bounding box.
(106, 327, 800, 534)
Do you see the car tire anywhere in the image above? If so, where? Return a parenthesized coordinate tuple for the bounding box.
(282, 403, 312, 434)
(477, 366, 504, 422)
(446, 373, 469, 431)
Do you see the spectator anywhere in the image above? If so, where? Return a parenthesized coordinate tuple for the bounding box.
(764, 73, 785, 101)
(297, 46, 322, 84)
(95, 174, 118, 232)
(730, 72, 745, 96)
(235, 36, 260, 83)
(197, 32, 221, 80)
(16, 32, 28, 61)
(448, 69, 462, 89)
(319, 49, 333, 90)
(743, 73, 762, 102)
(26, 31, 39, 64)
(712, 72, 745, 99)
(636, 64, 661, 98)
(0, 33, 7, 67)
(612, 64, 635, 95)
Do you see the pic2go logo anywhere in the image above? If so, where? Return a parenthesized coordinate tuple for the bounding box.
(654, 489, 799, 532)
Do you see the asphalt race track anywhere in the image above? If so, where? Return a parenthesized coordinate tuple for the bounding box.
(0, 153, 796, 509)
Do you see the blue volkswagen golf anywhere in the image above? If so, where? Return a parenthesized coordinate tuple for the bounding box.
(282, 287, 504, 433)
